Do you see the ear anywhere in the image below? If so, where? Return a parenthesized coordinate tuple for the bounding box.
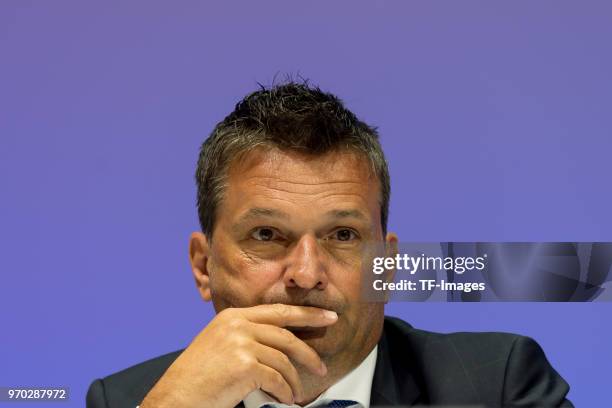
(383, 232, 399, 304)
(189, 231, 213, 301)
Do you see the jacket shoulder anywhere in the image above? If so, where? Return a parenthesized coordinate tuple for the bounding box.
(87, 349, 183, 408)
(383, 315, 521, 401)
(382, 316, 572, 406)
(384, 315, 521, 358)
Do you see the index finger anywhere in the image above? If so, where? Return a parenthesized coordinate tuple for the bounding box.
(240, 303, 338, 327)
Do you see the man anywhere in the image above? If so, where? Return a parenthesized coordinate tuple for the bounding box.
(87, 82, 572, 407)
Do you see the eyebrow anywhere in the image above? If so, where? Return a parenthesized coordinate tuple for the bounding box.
(232, 207, 368, 232)
(234, 207, 290, 227)
(325, 209, 367, 220)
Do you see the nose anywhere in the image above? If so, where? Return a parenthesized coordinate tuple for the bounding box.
(283, 235, 328, 290)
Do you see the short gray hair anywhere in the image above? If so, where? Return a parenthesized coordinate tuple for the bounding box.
(195, 81, 391, 238)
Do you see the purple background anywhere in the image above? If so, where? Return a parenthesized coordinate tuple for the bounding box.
(1, 1, 611, 406)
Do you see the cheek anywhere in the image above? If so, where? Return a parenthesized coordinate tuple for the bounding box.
(210, 248, 285, 306)
(328, 263, 366, 303)
(344, 303, 384, 338)
(330, 265, 382, 323)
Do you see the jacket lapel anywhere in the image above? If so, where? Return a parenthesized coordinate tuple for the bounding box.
(370, 319, 422, 406)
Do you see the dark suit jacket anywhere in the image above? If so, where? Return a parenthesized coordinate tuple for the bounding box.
(87, 316, 573, 407)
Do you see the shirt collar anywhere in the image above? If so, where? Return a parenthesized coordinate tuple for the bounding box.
(243, 345, 378, 408)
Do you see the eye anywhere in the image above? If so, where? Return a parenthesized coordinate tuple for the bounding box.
(331, 228, 358, 242)
(250, 227, 278, 242)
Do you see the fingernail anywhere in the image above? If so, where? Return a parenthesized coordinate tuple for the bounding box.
(323, 310, 337, 320)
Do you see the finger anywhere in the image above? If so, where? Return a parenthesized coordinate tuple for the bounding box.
(254, 343, 303, 402)
(252, 323, 327, 376)
(241, 303, 338, 327)
(256, 364, 294, 405)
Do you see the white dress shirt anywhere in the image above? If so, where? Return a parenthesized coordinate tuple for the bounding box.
(243, 345, 378, 408)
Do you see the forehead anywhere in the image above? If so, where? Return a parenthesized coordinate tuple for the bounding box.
(221, 147, 381, 216)
(230, 147, 372, 180)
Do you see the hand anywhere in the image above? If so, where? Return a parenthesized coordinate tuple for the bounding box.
(140, 304, 338, 408)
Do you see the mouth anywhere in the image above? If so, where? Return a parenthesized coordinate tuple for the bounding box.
(286, 326, 329, 340)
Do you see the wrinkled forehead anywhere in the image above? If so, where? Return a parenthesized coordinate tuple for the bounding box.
(226, 146, 379, 193)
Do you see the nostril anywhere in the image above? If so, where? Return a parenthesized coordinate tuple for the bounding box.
(285, 273, 325, 290)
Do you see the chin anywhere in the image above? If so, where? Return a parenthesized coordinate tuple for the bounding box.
(290, 324, 348, 358)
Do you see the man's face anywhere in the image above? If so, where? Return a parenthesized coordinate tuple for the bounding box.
(193, 147, 396, 364)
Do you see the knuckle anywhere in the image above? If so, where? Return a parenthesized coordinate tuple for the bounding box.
(235, 353, 257, 373)
(280, 328, 295, 344)
(247, 376, 260, 393)
(229, 334, 248, 349)
(272, 371, 285, 387)
(226, 317, 245, 331)
(274, 303, 290, 319)
(278, 352, 291, 367)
